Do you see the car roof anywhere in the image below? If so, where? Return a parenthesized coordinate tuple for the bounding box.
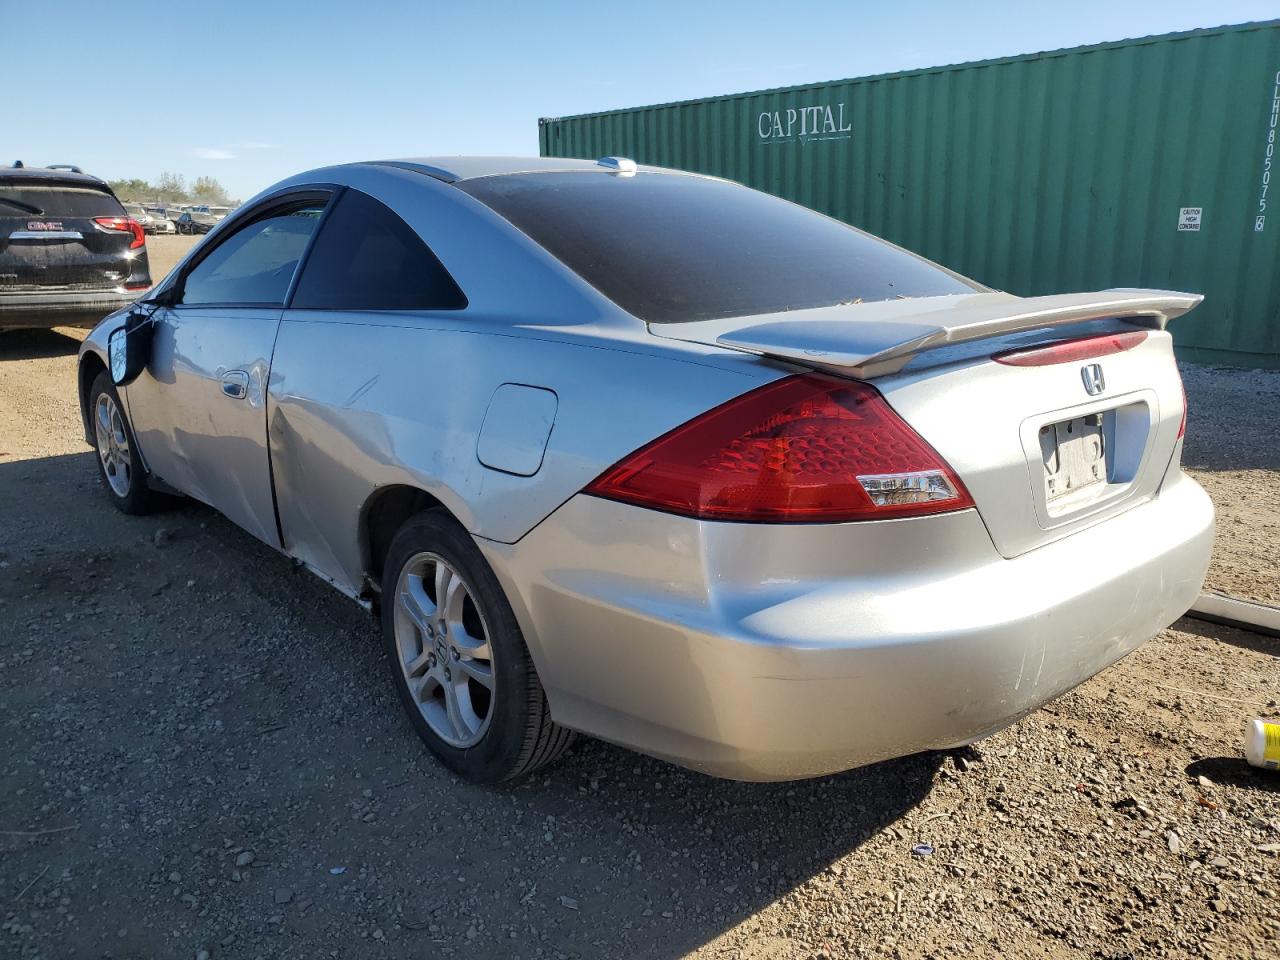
(376, 155, 684, 183)
(1, 164, 109, 188)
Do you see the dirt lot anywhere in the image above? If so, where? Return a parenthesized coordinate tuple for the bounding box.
(1180, 363, 1280, 606)
(1, 240, 1278, 959)
(139, 233, 198, 289)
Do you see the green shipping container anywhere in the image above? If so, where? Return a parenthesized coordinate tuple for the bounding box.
(540, 20, 1280, 369)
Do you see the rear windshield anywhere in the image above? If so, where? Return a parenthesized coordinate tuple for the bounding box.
(0, 182, 124, 219)
(459, 172, 980, 324)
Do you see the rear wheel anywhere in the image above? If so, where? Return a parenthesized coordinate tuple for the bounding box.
(381, 510, 573, 782)
(89, 371, 155, 515)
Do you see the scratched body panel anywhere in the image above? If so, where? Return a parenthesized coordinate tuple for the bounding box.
(125, 305, 283, 547)
(267, 314, 767, 588)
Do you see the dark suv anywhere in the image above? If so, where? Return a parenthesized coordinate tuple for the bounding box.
(1, 163, 152, 330)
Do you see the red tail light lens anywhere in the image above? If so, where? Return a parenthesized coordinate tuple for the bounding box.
(992, 330, 1148, 366)
(1177, 377, 1187, 439)
(585, 374, 974, 522)
(94, 216, 146, 249)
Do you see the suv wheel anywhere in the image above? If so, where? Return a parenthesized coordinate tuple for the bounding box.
(381, 509, 574, 782)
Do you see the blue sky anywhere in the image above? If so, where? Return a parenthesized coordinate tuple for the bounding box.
(13, 0, 1279, 200)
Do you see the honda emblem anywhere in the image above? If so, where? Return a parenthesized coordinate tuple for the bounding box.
(1081, 363, 1105, 396)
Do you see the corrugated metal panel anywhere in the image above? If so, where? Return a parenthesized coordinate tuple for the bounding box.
(540, 21, 1280, 368)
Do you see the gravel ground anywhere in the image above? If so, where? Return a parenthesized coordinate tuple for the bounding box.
(1181, 363, 1280, 606)
(0, 248, 1277, 959)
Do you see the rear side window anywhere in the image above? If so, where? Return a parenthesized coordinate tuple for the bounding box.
(180, 203, 324, 306)
(0, 182, 124, 219)
(290, 189, 466, 311)
(459, 172, 980, 324)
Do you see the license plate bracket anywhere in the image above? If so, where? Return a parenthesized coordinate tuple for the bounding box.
(1039, 413, 1107, 504)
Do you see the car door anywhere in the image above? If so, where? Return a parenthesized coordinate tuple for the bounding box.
(268, 186, 470, 585)
(125, 192, 330, 548)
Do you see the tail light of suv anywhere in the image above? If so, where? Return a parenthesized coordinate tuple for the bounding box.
(586, 373, 974, 522)
(93, 216, 146, 249)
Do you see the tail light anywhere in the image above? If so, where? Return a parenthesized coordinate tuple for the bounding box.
(992, 330, 1148, 366)
(585, 374, 974, 522)
(1177, 377, 1187, 439)
(94, 216, 146, 249)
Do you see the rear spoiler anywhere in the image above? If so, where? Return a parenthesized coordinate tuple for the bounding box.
(690, 289, 1203, 378)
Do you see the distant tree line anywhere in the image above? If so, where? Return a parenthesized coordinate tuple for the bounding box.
(107, 172, 236, 206)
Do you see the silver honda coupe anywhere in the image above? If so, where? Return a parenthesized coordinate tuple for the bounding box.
(76, 157, 1214, 783)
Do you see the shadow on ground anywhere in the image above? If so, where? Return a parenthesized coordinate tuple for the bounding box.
(1173, 615, 1280, 658)
(0, 451, 943, 959)
(1185, 757, 1280, 793)
(0, 327, 84, 360)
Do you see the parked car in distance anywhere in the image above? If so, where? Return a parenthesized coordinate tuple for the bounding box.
(174, 211, 216, 234)
(142, 206, 177, 234)
(1, 162, 151, 330)
(76, 157, 1214, 784)
(122, 203, 152, 231)
(123, 202, 174, 235)
(188, 204, 233, 220)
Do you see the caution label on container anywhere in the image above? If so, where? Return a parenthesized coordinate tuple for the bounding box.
(1177, 207, 1203, 231)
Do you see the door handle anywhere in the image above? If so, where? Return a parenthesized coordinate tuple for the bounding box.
(221, 370, 250, 399)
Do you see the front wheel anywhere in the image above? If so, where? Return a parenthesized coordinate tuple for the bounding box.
(89, 371, 156, 515)
(381, 510, 574, 782)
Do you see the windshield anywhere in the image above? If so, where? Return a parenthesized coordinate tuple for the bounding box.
(459, 171, 981, 324)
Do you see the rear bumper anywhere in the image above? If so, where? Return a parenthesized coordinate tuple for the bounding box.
(0, 289, 143, 329)
(480, 473, 1214, 780)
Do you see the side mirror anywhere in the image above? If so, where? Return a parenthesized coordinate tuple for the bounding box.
(108, 308, 156, 386)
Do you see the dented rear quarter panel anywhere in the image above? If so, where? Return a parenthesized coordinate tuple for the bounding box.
(266, 311, 779, 594)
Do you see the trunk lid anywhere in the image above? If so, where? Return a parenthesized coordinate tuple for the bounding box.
(0, 181, 134, 292)
(652, 290, 1200, 557)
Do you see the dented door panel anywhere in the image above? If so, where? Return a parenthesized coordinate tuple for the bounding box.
(126, 305, 283, 548)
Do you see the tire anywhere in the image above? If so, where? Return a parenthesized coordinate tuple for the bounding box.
(381, 509, 574, 782)
(88, 371, 156, 515)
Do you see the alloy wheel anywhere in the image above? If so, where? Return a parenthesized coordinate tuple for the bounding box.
(94, 393, 132, 498)
(393, 552, 495, 748)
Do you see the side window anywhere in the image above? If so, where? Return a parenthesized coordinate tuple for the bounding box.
(180, 203, 324, 306)
(290, 189, 467, 310)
